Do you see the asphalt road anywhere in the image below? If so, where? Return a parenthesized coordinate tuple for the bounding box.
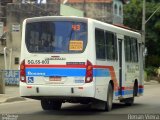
(0, 84, 160, 120)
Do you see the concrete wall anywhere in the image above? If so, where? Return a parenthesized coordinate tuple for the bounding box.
(48, 0, 124, 24)
(67, 2, 113, 23)
(6, 3, 60, 70)
(113, 0, 123, 24)
(10, 32, 21, 70)
(0, 55, 4, 69)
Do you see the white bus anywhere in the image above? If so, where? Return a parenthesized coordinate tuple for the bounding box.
(20, 16, 144, 111)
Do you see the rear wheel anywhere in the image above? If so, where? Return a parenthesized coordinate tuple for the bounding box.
(105, 83, 113, 111)
(124, 97, 134, 106)
(123, 83, 137, 106)
(41, 99, 62, 110)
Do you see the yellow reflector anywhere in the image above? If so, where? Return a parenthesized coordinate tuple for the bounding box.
(87, 66, 92, 71)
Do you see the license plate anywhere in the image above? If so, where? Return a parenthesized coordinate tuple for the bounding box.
(49, 76, 61, 81)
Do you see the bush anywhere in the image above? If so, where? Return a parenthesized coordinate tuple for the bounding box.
(146, 55, 160, 67)
(145, 66, 158, 81)
(144, 71, 149, 82)
(145, 66, 157, 77)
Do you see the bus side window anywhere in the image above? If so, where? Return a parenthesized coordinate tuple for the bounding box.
(95, 29, 105, 59)
(105, 31, 117, 61)
(124, 36, 131, 62)
(124, 36, 138, 63)
(132, 38, 138, 62)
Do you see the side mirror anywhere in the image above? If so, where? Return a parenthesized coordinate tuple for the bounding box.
(143, 47, 147, 56)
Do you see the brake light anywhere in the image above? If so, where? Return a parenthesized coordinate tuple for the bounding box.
(85, 60, 93, 83)
(20, 60, 26, 82)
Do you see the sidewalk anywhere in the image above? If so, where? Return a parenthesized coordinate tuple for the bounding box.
(144, 80, 159, 85)
(0, 86, 25, 104)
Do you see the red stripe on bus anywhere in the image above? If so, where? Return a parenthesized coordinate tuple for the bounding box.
(139, 85, 144, 88)
(27, 86, 32, 88)
(93, 65, 110, 69)
(93, 65, 118, 91)
(121, 86, 133, 90)
(25, 64, 86, 68)
(120, 85, 144, 90)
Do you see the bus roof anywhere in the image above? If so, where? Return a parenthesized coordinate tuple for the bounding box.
(24, 16, 142, 43)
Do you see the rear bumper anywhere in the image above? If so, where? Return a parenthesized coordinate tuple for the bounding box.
(20, 82, 95, 100)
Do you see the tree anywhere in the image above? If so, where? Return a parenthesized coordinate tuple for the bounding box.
(123, 0, 142, 30)
(124, 0, 160, 67)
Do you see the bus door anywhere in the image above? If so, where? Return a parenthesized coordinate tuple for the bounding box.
(117, 35, 124, 96)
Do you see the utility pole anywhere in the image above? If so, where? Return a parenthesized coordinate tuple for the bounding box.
(0, 0, 1, 21)
(141, 0, 160, 68)
(83, 0, 86, 17)
(142, 0, 146, 44)
(142, 0, 160, 54)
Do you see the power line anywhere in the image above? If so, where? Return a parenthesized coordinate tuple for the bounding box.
(145, 5, 160, 24)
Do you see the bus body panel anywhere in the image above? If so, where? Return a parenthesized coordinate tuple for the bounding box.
(89, 19, 143, 101)
(20, 16, 144, 104)
(20, 82, 95, 98)
(20, 17, 97, 101)
(91, 21, 119, 101)
(25, 55, 87, 86)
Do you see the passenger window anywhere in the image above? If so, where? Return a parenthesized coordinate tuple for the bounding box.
(124, 36, 138, 62)
(105, 31, 117, 60)
(95, 29, 105, 59)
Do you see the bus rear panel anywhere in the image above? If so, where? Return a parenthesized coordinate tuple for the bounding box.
(20, 17, 95, 103)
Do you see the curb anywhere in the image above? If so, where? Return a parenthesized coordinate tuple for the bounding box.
(0, 97, 26, 104)
(144, 80, 159, 85)
(6, 97, 26, 102)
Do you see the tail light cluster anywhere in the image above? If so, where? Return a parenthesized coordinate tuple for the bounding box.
(20, 60, 26, 83)
(85, 60, 93, 83)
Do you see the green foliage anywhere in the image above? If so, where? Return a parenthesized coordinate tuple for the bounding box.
(147, 0, 160, 3)
(154, 21, 160, 31)
(123, 0, 142, 30)
(124, 0, 160, 67)
(146, 55, 160, 67)
(145, 66, 157, 77)
(144, 71, 149, 81)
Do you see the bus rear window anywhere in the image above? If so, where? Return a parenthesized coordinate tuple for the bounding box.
(25, 21, 87, 53)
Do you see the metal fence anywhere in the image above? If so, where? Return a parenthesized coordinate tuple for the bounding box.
(0, 70, 19, 86)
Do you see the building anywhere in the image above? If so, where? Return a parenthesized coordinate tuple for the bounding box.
(0, 0, 16, 70)
(5, 3, 60, 70)
(2, 0, 129, 70)
(0, 0, 60, 70)
(48, 0, 126, 24)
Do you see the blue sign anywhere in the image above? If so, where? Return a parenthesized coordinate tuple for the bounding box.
(28, 77, 34, 83)
(3, 70, 20, 85)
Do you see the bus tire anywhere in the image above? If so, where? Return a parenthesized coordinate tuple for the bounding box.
(41, 99, 52, 110)
(41, 99, 62, 110)
(124, 97, 134, 106)
(105, 83, 113, 111)
(52, 101, 62, 110)
(124, 83, 137, 106)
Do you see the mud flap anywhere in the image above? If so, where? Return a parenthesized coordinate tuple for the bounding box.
(91, 100, 106, 110)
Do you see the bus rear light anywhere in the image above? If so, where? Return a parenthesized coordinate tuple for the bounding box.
(85, 60, 93, 83)
(20, 60, 26, 83)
